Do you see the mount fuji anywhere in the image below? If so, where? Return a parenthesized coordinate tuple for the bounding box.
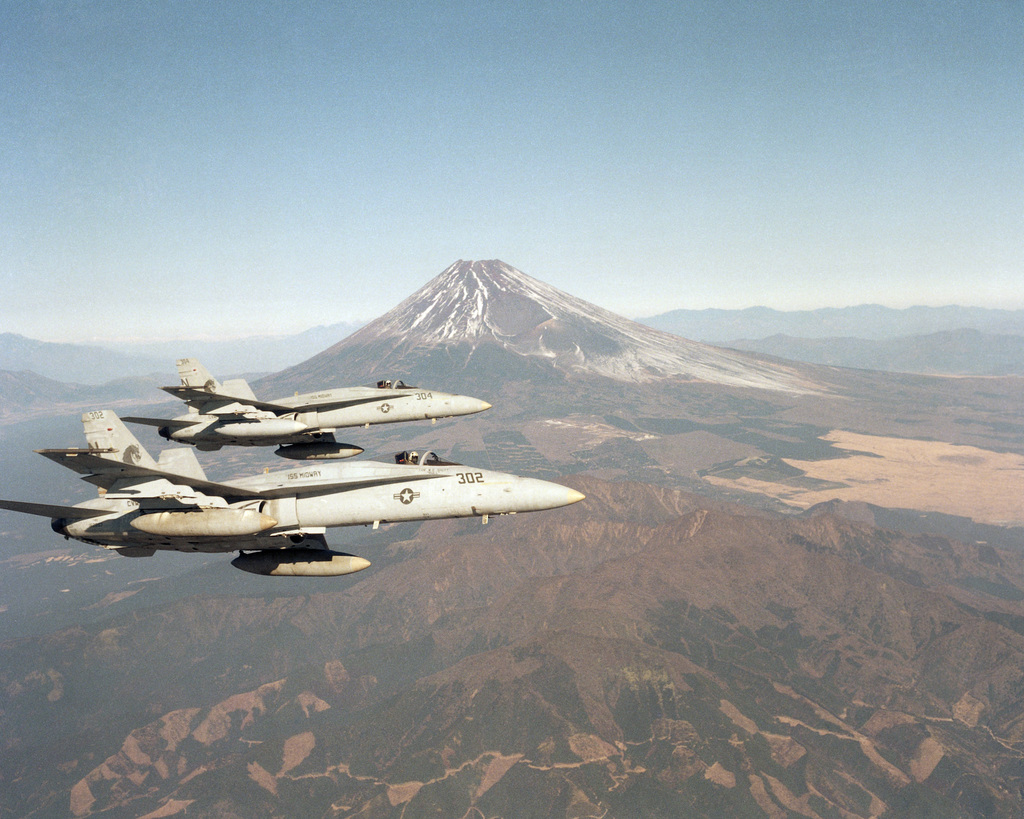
(273, 260, 824, 394)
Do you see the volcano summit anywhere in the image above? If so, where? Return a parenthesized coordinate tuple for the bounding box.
(287, 260, 824, 394)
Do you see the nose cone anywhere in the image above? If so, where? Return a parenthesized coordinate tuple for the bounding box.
(515, 478, 587, 512)
(448, 394, 492, 416)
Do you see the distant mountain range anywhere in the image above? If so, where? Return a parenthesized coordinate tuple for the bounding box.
(639, 304, 1024, 341)
(4, 293, 1021, 389)
(724, 328, 1024, 376)
(0, 321, 362, 385)
(0, 333, 165, 385)
(636, 307, 1024, 376)
(113, 321, 363, 378)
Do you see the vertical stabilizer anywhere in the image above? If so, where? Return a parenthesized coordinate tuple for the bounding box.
(221, 378, 258, 402)
(83, 410, 158, 469)
(156, 447, 208, 482)
(176, 358, 223, 392)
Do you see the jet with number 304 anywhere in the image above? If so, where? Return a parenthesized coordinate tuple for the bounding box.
(0, 410, 584, 577)
(123, 358, 491, 461)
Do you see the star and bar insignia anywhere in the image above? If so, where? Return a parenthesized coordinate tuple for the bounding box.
(394, 487, 420, 504)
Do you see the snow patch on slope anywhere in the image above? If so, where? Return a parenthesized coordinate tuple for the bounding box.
(345, 260, 824, 394)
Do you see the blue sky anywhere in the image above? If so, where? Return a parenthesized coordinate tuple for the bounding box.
(1, 1, 1021, 341)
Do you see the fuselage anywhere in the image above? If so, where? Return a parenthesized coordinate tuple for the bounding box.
(165, 386, 491, 450)
(55, 459, 583, 553)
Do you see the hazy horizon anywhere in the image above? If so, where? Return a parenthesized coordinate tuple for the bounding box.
(8, 294, 1024, 346)
(2, 3, 1021, 340)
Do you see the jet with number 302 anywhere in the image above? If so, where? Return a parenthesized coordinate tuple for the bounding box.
(0, 410, 584, 577)
(123, 358, 491, 461)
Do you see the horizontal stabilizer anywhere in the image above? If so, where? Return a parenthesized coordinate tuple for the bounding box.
(36, 448, 125, 475)
(0, 499, 111, 520)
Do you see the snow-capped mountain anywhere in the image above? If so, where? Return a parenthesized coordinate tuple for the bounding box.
(280, 260, 825, 393)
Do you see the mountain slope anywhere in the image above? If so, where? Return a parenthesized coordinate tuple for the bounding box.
(2, 478, 1021, 817)
(0, 334, 164, 385)
(271, 260, 825, 394)
(0, 369, 159, 421)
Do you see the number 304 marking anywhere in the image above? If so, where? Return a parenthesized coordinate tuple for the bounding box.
(456, 472, 484, 484)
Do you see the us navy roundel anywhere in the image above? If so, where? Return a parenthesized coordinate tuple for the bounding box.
(394, 487, 420, 504)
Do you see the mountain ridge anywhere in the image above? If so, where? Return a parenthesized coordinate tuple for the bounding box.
(273, 259, 826, 394)
(721, 328, 1024, 375)
(3, 477, 1022, 817)
(4, 280, 1019, 394)
(641, 304, 1024, 341)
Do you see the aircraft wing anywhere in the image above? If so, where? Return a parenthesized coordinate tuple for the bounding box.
(122, 416, 198, 429)
(161, 387, 412, 415)
(249, 472, 444, 499)
(0, 499, 113, 520)
(34, 449, 446, 502)
(281, 394, 399, 413)
(160, 386, 292, 413)
(35, 449, 260, 500)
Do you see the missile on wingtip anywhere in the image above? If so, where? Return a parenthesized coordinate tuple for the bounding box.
(231, 549, 372, 577)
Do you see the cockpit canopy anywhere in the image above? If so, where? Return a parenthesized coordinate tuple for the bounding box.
(394, 450, 458, 466)
(376, 379, 415, 390)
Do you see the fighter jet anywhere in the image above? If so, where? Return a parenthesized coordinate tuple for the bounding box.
(0, 410, 584, 577)
(123, 358, 491, 460)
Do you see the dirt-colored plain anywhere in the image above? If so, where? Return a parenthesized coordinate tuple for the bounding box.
(703, 430, 1024, 525)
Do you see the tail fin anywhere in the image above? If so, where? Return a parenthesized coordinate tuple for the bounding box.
(156, 447, 208, 482)
(221, 378, 258, 402)
(83, 410, 158, 468)
(164, 359, 259, 412)
(176, 358, 223, 392)
(39, 411, 237, 496)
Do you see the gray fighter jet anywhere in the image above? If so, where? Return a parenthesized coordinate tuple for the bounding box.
(0, 411, 584, 576)
(123, 358, 491, 460)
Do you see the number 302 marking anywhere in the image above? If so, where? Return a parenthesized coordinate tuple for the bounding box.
(456, 472, 484, 484)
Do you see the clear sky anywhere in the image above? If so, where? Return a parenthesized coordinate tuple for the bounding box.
(1, 1, 1021, 342)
